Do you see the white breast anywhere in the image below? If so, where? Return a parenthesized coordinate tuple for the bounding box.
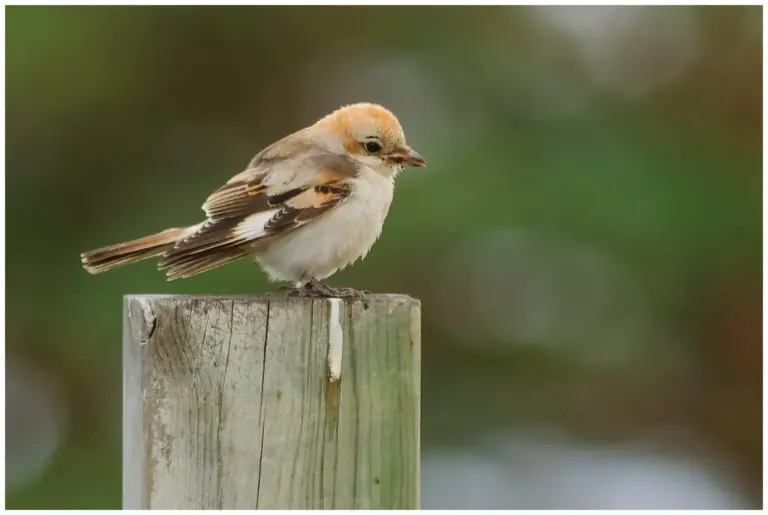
(255, 166, 395, 283)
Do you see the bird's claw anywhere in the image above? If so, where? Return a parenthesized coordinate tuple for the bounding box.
(274, 281, 370, 308)
(324, 287, 370, 309)
(335, 287, 370, 298)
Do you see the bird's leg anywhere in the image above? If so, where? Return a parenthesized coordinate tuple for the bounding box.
(278, 281, 313, 297)
(278, 278, 332, 298)
(269, 279, 310, 297)
(305, 277, 341, 297)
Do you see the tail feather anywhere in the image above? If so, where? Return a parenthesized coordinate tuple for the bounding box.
(81, 227, 189, 274)
(163, 248, 252, 281)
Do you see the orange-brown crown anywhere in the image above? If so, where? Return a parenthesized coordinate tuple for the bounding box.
(315, 103, 407, 155)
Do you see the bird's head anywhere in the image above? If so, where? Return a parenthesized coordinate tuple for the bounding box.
(313, 102, 426, 176)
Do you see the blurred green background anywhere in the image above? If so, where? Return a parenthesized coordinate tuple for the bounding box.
(6, 5, 762, 509)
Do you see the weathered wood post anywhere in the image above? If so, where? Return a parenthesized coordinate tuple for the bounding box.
(123, 294, 421, 509)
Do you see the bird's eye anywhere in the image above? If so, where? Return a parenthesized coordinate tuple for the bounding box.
(364, 141, 382, 153)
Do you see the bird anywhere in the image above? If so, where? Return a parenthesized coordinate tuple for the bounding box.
(80, 102, 426, 299)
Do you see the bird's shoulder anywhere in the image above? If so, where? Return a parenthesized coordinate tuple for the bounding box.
(203, 133, 359, 218)
(156, 134, 362, 279)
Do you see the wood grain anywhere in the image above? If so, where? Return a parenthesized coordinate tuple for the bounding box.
(123, 294, 420, 509)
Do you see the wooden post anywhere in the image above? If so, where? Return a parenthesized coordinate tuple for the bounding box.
(123, 294, 421, 509)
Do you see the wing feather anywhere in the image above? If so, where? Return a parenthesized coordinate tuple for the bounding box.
(157, 145, 357, 280)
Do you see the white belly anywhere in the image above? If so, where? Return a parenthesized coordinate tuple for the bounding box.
(255, 171, 394, 283)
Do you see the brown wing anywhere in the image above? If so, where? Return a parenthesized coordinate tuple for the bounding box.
(157, 144, 357, 280)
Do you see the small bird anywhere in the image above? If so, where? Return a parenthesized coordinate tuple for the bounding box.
(80, 103, 426, 299)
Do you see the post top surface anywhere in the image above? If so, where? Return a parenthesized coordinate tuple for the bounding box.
(124, 293, 419, 305)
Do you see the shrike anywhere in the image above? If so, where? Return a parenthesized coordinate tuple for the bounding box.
(81, 103, 426, 298)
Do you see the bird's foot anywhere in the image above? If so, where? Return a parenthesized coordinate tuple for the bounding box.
(272, 282, 333, 298)
(306, 279, 371, 308)
(272, 280, 370, 308)
(327, 287, 370, 310)
(327, 286, 371, 299)
(307, 278, 366, 298)
(273, 284, 312, 297)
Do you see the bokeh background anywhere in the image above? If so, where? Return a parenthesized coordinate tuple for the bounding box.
(6, 5, 762, 509)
